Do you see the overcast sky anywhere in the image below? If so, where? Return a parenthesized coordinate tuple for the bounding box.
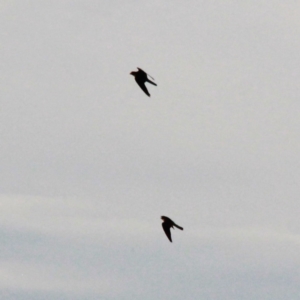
(1, 1, 300, 299)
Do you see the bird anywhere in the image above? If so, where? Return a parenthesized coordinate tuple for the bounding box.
(161, 216, 183, 243)
(130, 67, 157, 97)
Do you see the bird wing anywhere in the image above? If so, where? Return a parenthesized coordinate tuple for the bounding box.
(162, 222, 172, 242)
(137, 68, 147, 75)
(135, 78, 150, 97)
(138, 68, 155, 81)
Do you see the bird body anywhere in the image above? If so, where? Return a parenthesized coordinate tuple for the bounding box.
(130, 68, 157, 97)
(161, 216, 183, 242)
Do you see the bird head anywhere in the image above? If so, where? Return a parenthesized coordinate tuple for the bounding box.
(161, 216, 166, 220)
(130, 71, 136, 76)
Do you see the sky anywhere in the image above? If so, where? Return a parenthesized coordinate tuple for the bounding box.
(0, 1, 300, 299)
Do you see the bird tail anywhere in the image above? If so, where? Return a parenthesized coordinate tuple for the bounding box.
(147, 79, 157, 86)
(146, 73, 155, 81)
(174, 224, 183, 230)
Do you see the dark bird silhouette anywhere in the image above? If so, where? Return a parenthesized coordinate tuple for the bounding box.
(130, 68, 157, 97)
(161, 216, 183, 243)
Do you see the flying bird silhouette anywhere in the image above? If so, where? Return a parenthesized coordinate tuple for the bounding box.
(130, 68, 157, 97)
(161, 216, 183, 243)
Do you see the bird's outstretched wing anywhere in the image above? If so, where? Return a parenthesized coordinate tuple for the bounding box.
(137, 68, 147, 75)
(138, 68, 155, 81)
(162, 222, 172, 242)
(135, 78, 150, 97)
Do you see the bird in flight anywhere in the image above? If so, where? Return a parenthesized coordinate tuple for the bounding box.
(161, 216, 183, 243)
(130, 68, 157, 97)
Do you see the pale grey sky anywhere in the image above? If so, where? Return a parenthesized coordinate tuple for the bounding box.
(1, 1, 300, 299)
